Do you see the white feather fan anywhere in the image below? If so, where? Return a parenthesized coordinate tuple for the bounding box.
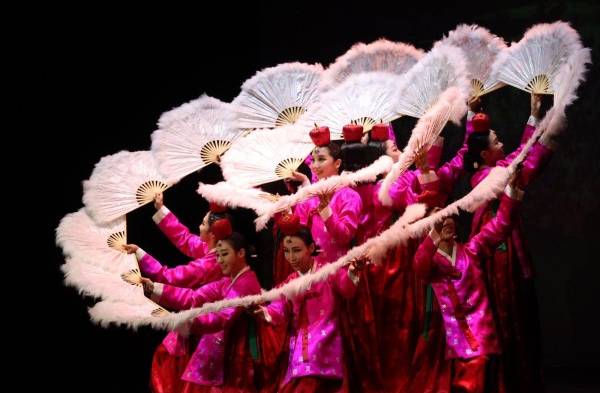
(490, 21, 585, 95)
(89, 299, 171, 329)
(298, 71, 403, 139)
(438, 24, 507, 97)
(553, 47, 591, 110)
(56, 209, 137, 273)
(220, 125, 314, 188)
(157, 94, 225, 129)
(83, 151, 172, 224)
(151, 100, 244, 183)
(232, 62, 324, 129)
(395, 43, 469, 122)
(320, 39, 423, 91)
(61, 257, 147, 304)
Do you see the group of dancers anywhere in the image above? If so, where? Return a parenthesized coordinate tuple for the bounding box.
(121, 93, 556, 393)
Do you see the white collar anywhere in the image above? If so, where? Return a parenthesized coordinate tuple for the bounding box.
(298, 261, 316, 276)
(229, 265, 250, 286)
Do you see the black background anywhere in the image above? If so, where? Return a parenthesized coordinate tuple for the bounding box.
(37, 1, 599, 391)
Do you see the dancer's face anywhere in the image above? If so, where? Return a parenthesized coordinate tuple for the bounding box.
(481, 130, 505, 166)
(440, 217, 456, 242)
(216, 240, 245, 276)
(199, 213, 210, 241)
(385, 140, 401, 162)
(282, 235, 314, 274)
(310, 147, 340, 180)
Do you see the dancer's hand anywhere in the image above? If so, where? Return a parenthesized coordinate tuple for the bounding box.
(260, 192, 280, 203)
(414, 150, 430, 174)
(251, 305, 270, 322)
(318, 192, 334, 211)
(349, 255, 369, 273)
(140, 277, 154, 297)
(289, 171, 310, 187)
(531, 93, 542, 118)
(468, 96, 482, 112)
(154, 192, 164, 210)
(122, 244, 139, 254)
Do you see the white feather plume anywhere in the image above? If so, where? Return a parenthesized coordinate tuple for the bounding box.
(220, 125, 314, 188)
(438, 24, 507, 97)
(490, 21, 585, 95)
(83, 151, 173, 224)
(61, 257, 147, 304)
(298, 71, 403, 139)
(553, 47, 591, 110)
(157, 94, 226, 130)
(56, 209, 137, 273)
(89, 299, 169, 330)
(320, 39, 424, 91)
(395, 43, 470, 120)
(255, 155, 394, 230)
(196, 182, 274, 215)
(232, 62, 324, 129)
(151, 99, 244, 183)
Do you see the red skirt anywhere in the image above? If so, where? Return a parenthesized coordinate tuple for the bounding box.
(280, 376, 344, 393)
(150, 343, 190, 393)
(181, 382, 254, 393)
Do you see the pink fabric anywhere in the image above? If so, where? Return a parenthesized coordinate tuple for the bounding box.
(293, 186, 362, 265)
(158, 269, 262, 386)
(470, 121, 552, 278)
(158, 211, 210, 259)
(414, 194, 520, 359)
(148, 211, 224, 362)
(354, 173, 421, 244)
(139, 252, 222, 290)
(265, 263, 357, 386)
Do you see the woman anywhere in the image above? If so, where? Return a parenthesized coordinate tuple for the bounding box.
(254, 213, 362, 392)
(462, 94, 554, 393)
(142, 219, 261, 393)
(273, 125, 363, 285)
(412, 176, 525, 393)
(123, 198, 231, 393)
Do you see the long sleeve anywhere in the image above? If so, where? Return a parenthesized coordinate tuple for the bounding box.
(190, 273, 261, 335)
(427, 136, 445, 169)
(468, 188, 522, 258)
(264, 297, 289, 326)
(138, 251, 221, 288)
(330, 265, 358, 299)
(518, 141, 553, 187)
(153, 206, 208, 259)
(413, 235, 439, 283)
(190, 304, 244, 336)
(388, 171, 419, 212)
(293, 199, 311, 227)
(322, 189, 363, 247)
(158, 279, 224, 311)
(432, 111, 480, 195)
(496, 116, 538, 168)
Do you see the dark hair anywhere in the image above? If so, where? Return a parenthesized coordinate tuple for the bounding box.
(341, 142, 371, 172)
(208, 211, 232, 227)
(314, 141, 342, 161)
(463, 130, 491, 173)
(220, 232, 247, 252)
(281, 227, 319, 256)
